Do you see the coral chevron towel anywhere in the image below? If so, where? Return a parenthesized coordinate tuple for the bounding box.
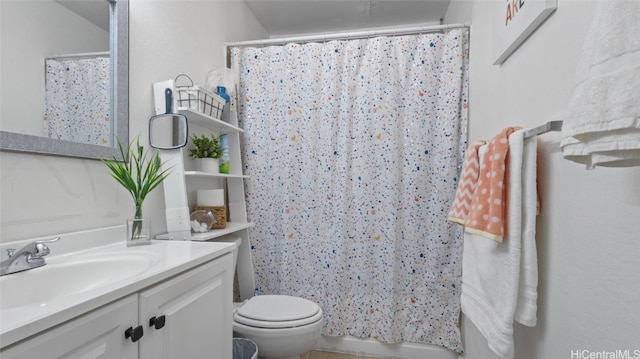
(449, 127, 520, 242)
(448, 141, 485, 225)
(465, 127, 519, 242)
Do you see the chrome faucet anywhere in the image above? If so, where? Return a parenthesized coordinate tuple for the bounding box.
(0, 237, 60, 276)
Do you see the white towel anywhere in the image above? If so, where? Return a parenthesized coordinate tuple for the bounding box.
(560, 0, 640, 169)
(461, 130, 538, 358)
(514, 135, 538, 326)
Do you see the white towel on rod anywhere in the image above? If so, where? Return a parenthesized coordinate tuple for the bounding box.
(561, 0, 640, 169)
(461, 130, 538, 358)
(514, 134, 538, 326)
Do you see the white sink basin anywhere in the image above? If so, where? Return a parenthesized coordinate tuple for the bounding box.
(0, 254, 154, 310)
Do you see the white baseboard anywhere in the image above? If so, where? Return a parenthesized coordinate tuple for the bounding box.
(314, 335, 458, 359)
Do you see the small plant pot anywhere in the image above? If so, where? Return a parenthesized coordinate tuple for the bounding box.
(197, 158, 220, 173)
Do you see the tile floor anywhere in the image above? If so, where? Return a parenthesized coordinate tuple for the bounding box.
(300, 350, 384, 359)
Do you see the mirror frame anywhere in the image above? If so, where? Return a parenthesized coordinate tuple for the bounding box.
(0, 0, 128, 160)
(149, 114, 189, 150)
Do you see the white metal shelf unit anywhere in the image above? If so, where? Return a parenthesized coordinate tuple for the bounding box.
(178, 108, 244, 134)
(156, 115, 250, 235)
(153, 80, 255, 300)
(156, 222, 255, 241)
(184, 171, 249, 179)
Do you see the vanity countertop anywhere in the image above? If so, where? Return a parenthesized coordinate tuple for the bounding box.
(0, 226, 236, 349)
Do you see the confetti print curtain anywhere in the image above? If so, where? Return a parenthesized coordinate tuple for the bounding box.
(44, 57, 112, 146)
(231, 29, 468, 352)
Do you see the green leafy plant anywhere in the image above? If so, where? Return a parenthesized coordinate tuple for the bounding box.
(189, 134, 223, 159)
(102, 137, 172, 238)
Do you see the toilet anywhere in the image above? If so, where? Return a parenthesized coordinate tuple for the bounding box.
(221, 236, 323, 359)
(233, 294, 323, 359)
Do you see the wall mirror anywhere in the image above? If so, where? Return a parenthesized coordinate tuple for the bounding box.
(0, 0, 128, 160)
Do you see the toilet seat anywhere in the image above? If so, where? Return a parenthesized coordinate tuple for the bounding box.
(234, 295, 322, 329)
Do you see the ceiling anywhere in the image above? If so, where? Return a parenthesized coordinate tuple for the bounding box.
(244, 0, 452, 37)
(52, 0, 452, 39)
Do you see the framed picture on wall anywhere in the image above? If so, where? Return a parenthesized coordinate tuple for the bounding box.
(492, 0, 557, 65)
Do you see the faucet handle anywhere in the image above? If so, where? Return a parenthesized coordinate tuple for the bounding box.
(36, 237, 60, 245)
(33, 237, 60, 258)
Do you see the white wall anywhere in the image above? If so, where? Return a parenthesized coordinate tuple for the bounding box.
(0, 0, 267, 243)
(445, 1, 640, 358)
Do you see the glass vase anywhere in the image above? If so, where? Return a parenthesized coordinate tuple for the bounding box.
(126, 206, 151, 246)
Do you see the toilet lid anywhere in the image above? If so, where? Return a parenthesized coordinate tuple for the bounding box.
(234, 295, 322, 329)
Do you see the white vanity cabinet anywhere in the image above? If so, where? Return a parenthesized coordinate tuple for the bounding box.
(0, 295, 139, 359)
(1, 254, 233, 359)
(139, 253, 233, 359)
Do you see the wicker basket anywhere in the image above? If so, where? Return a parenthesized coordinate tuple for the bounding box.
(193, 205, 227, 229)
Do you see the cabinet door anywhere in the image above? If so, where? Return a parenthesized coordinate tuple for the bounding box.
(139, 254, 233, 359)
(0, 295, 138, 359)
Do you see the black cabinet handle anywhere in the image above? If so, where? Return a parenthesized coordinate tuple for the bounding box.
(149, 315, 166, 330)
(124, 326, 144, 342)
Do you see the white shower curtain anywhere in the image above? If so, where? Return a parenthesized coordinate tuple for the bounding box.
(44, 57, 112, 146)
(231, 29, 468, 352)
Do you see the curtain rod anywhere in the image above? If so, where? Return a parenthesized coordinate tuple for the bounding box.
(226, 23, 470, 48)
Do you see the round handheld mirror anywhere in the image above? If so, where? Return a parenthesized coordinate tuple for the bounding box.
(149, 88, 188, 149)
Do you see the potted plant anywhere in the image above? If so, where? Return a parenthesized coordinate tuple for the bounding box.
(189, 134, 223, 173)
(102, 137, 172, 245)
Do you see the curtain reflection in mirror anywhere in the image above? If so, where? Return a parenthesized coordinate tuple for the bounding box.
(44, 52, 112, 146)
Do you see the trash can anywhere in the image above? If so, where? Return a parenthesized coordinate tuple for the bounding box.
(233, 338, 258, 359)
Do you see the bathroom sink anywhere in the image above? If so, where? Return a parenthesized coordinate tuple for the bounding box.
(0, 254, 154, 310)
